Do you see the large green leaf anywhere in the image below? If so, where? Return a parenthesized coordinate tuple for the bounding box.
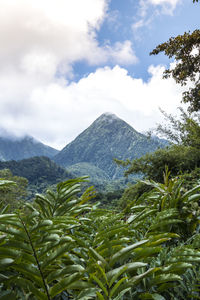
(0, 258, 14, 267)
(46, 264, 85, 284)
(49, 272, 82, 297)
(106, 262, 147, 283)
(140, 293, 166, 299)
(110, 240, 149, 265)
(110, 277, 128, 298)
(149, 274, 182, 286)
(89, 247, 107, 265)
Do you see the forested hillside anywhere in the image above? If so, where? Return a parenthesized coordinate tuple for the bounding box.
(54, 113, 167, 179)
(0, 156, 74, 199)
(0, 156, 71, 184)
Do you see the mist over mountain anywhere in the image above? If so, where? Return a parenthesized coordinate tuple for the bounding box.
(0, 135, 58, 161)
(54, 113, 167, 179)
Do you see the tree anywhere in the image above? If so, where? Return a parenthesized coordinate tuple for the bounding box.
(150, 9, 200, 112)
(156, 107, 200, 147)
(122, 145, 200, 183)
(0, 169, 28, 211)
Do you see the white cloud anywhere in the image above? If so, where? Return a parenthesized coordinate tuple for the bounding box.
(104, 41, 138, 65)
(133, 0, 182, 32)
(149, 0, 181, 13)
(0, 0, 137, 79)
(0, 64, 184, 149)
(143, 0, 182, 15)
(0, 0, 185, 149)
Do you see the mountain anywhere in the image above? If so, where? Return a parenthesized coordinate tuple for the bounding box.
(0, 135, 58, 161)
(54, 113, 167, 179)
(0, 156, 72, 185)
(0, 156, 74, 199)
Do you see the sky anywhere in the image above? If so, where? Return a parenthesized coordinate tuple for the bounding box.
(0, 0, 199, 149)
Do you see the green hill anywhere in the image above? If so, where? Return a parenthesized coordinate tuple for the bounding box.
(0, 156, 73, 185)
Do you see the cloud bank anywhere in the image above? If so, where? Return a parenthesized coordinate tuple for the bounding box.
(0, 0, 184, 149)
(0, 0, 137, 78)
(0, 64, 184, 149)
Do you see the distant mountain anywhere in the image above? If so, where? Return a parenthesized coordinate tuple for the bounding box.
(54, 113, 167, 179)
(0, 156, 73, 185)
(0, 135, 58, 161)
(0, 156, 74, 199)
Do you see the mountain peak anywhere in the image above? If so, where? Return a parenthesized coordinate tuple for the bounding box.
(54, 113, 167, 179)
(100, 112, 118, 118)
(94, 112, 122, 127)
(98, 112, 118, 121)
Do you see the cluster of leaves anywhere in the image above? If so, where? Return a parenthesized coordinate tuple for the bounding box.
(150, 30, 200, 112)
(156, 108, 200, 148)
(1, 172, 200, 299)
(95, 189, 124, 209)
(122, 145, 200, 183)
(149, 0, 200, 113)
(0, 169, 28, 211)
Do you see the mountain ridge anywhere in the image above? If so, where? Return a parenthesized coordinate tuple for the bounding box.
(0, 135, 58, 161)
(0, 113, 168, 192)
(54, 113, 167, 179)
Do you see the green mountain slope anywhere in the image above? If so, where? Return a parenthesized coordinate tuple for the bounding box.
(0, 156, 72, 185)
(67, 162, 110, 188)
(67, 162, 110, 180)
(54, 113, 167, 179)
(0, 135, 58, 161)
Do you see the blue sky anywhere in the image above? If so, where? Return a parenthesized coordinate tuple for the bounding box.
(73, 0, 200, 81)
(0, 0, 199, 149)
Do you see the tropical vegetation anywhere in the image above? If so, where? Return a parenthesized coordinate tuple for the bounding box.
(0, 170, 200, 299)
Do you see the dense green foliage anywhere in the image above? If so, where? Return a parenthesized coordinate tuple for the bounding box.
(0, 136, 58, 161)
(150, 30, 200, 112)
(95, 189, 124, 209)
(119, 182, 152, 209)
(150, 0, 199, 112)
(156, 108, 200, 147)
(0, 157, 74, 199)
(0, 169, 28, 211)
(54, 113, 167, 180)
(0, 156, 72, 185)
(124, 145, 200, 182)
(1, 174, 200, 299)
